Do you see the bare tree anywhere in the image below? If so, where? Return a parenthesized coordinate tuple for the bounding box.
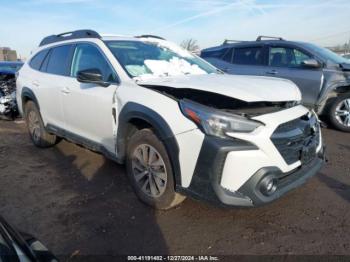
(180, 39, 200, 53)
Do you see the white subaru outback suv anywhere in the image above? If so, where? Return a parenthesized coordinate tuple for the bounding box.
(17, 30, 325, 209)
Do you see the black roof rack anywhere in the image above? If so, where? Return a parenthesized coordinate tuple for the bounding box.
(135, 34, 165, 40)
(39, 29, 101, 47)
(222, 39, 247, 45)
(256, 35, 285, 41)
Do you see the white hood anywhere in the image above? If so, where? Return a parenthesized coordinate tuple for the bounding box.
(136, 74, 301, 102)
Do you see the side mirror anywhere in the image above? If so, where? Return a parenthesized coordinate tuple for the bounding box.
(301, 59, 321, 69)
(77, 68, 110, 87)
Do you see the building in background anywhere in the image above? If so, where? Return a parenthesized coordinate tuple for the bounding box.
(0, 47, 18, 61)
(327, 39, 350, 56)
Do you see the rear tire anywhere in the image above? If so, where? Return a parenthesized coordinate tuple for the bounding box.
(328, 94, 350, 132)
(24, 101, 58, 147)
(126, 128, 186, 210)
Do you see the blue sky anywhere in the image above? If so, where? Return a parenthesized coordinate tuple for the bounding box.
(1, 0, 350, 58)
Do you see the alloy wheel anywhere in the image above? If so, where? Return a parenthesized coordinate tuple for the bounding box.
(335, 98, 350, 127)
(131, 144, 167, 198)
(27, 111, 41, 142)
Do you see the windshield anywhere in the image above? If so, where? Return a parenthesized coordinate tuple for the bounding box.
(105, 40, 218, 79)
(303, 43, 349, 64)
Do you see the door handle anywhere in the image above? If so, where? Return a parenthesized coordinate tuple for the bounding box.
(266, 70, 278, 75)
(61, 87, 71, 94)
(32, 81, 40, 87)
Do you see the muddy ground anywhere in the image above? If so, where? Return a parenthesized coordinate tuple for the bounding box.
(0, 120, 349, 258)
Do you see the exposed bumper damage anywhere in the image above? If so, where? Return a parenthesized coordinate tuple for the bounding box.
(140, 84, 299, 117)
(0, 72, 18, 120)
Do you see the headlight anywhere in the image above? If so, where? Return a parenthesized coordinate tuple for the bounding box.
(179, 99, 263, 138)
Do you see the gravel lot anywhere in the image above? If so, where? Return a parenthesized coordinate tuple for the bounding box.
(0, 120, 349, 257)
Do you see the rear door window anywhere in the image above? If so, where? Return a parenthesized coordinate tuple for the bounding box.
(232, 47, 263, 65)
(45, 45, 72, 76)
(29, 49, 49, 71)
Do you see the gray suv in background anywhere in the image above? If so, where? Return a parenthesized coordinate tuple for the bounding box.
(201, 36, 350, 132)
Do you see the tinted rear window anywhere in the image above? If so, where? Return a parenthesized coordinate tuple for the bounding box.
(201, 48, 226, 59)
(29, 50, 49, 70)
(45, 45, 72, 76)
(222, 48, 234, 62)
(232, 47, 263, 65)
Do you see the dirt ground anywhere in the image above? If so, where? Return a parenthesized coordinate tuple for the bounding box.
(0, 120, 349, 258)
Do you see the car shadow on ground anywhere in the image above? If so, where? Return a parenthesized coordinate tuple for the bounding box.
(337, 144, 350, 152)
(317, 172, 350, 203)
(2, 121, 350, 256)
(38, 139, 169, 257)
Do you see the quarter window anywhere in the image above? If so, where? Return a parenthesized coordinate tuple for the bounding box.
(29, 49, 49, 71)
(232, 47, 263, 65)
(40, 49, 51, 72)
(201, 49, 224, 59)
(71, 44, 117, 83)
(45, 45, 72, 76)
(222, 48, 234, 63)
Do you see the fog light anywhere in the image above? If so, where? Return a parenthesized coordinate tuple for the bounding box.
(260, 176, 277, 196)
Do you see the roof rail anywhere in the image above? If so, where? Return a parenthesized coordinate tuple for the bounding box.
(39, 29, 101, 47)
(135, 34, 165, 40)
(222, 39, 246, 45)
(256, 35, 285, 41)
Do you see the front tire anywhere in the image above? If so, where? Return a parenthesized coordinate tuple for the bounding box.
(126, 129, 186, 210)
(24, 101, 58, 147)
(329, 94, 350, 132)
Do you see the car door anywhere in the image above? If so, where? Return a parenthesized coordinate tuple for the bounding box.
(62, 43, 119, 153)
(223, 45, 267, 76)
(34, 45, 73, 129)
(265, 45, 323, 107)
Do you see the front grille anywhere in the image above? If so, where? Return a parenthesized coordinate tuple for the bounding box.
(271, 113, 320, 165)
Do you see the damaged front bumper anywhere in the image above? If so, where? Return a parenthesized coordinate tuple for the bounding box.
(177, 106, 325, 207)
(237, 150, 325, 206)
(177, 135, 325, 207)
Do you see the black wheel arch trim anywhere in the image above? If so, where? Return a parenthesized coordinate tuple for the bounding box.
(317, 81, 350, 115)
(21, 87, 40, 110)
(117, 102, 182, 186)
(176, 135, 258, 207)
